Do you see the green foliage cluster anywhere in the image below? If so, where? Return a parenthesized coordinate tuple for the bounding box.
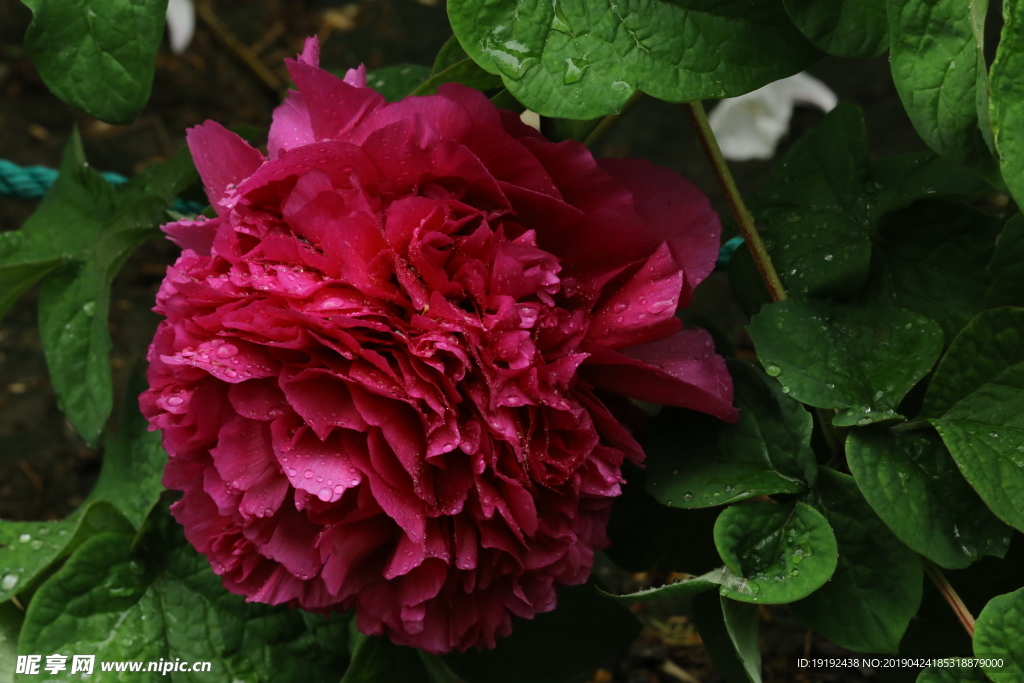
(3, 0, 1024, 681)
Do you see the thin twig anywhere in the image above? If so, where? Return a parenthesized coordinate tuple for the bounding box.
(923, 558, 975, 638)
(196, 2, 286, 95)
(583, 90, 647, 147)
(685, 101, 787, 302)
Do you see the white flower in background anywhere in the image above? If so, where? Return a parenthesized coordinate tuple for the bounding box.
(709, 72, 837, 161)
(166, 0, 196, 55)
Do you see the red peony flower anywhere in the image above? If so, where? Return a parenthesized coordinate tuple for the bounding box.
(141, 38, 737, 653)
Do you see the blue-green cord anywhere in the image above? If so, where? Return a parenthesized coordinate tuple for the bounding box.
(0, 159, 205, 215)
(2, 159, 745, 267)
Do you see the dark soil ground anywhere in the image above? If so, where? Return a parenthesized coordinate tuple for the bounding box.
(0, 1, 939, 681)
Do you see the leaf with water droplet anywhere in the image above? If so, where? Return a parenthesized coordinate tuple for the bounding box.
(713, 501, 837, 604)
(859, 199, 999, 345)
(922, 309, 1024, 533)
(448, 0, 820, 118)
(0, 500, 133, 603)
(790, 469, 922, 653)
(646, 360, 816, 510)
(0, 134, 197, 445)
(971, 586, 1024, 682)
(749, 299, 943, 427)
(889, 0, 1000, 181)
(847, 428, 1010, 569)
(18, 509, 352, 682)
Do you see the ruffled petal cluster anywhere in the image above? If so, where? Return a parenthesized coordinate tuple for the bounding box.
(142, 38, 736, 653)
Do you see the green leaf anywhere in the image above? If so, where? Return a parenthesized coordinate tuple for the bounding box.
(432, 35, 470, 74)
(748, 298, 944, 427)
(972, 587, 1024, 682)
(340, 632, 438, 683)
(24, 0, 168, 123)
(887, 0, 998, 178)
(85, 367, 167, 528)
(447, 0, 822, 119)
(923, 307, 1024, 418)
(645, 360, 815, 509)
(917, 664, 992, 682)
(0, 250, 62, 324)
(365, 64, 433, 101)
(713, 501, 838, 604)
(0, 602, 23, 683)
(754, 104, 873, 299)
(871, 152, 992, 213)
(0, 501, 133, 603)
(444, 584, 640, 683)
(860, 199, 1000, 344)
(986, 214, 1024, 309)
(599, 566, 736, 604)
(692, 593, 761, 683)
(989, 0, 1024, 206)
(921, 308, 1024, 533)
(790, 469, 923, 652)
(847, 428, 1010, 569)
(929, 364, 1024, 533)
(410, 60, 504, 98)
(18, 519, 350, 682)
(1, 132, 189, 444)
(783, 0, 889, 58)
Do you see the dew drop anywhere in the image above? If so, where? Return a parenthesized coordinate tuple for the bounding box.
(166, 396, 184, 407)
(857, 418, 872, 425)
(781, 386, 790, 393)
(215, 344, 238, 359)
(724, 485, 734, 493)
(18, 534, 30, 543)
(612, 302, 628, 313)
(823, 254, 833, 261)
(303, 469, 314, 479)
(317, 487, 333, 502)
(682, 492, 693, 501)
(765, 365, 782, 377)
(1, 574, 18, 591)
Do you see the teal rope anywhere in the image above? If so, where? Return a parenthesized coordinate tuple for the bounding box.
(0, 159, 205, 215)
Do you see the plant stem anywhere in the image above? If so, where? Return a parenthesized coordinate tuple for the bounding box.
(583, 91, 647, 147)
(685, 101, 787, 302)
(923, 558, 975, 638)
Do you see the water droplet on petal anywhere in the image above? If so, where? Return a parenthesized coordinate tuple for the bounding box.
(303, 470, 314, 479)
(317, 487, 333, 502)
(612, 302, 627, 313)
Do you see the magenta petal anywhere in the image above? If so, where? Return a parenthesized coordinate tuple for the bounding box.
(268, 91, 315, 159)
(161, 216, 222, 255)
(298, 36, 320, 67)
(587, 242, 684, 349)
(599, 157, 722, 288)
(186, 121, 265, 213)
(286, 60, 385, 142)
(581, 329, 738, 422)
